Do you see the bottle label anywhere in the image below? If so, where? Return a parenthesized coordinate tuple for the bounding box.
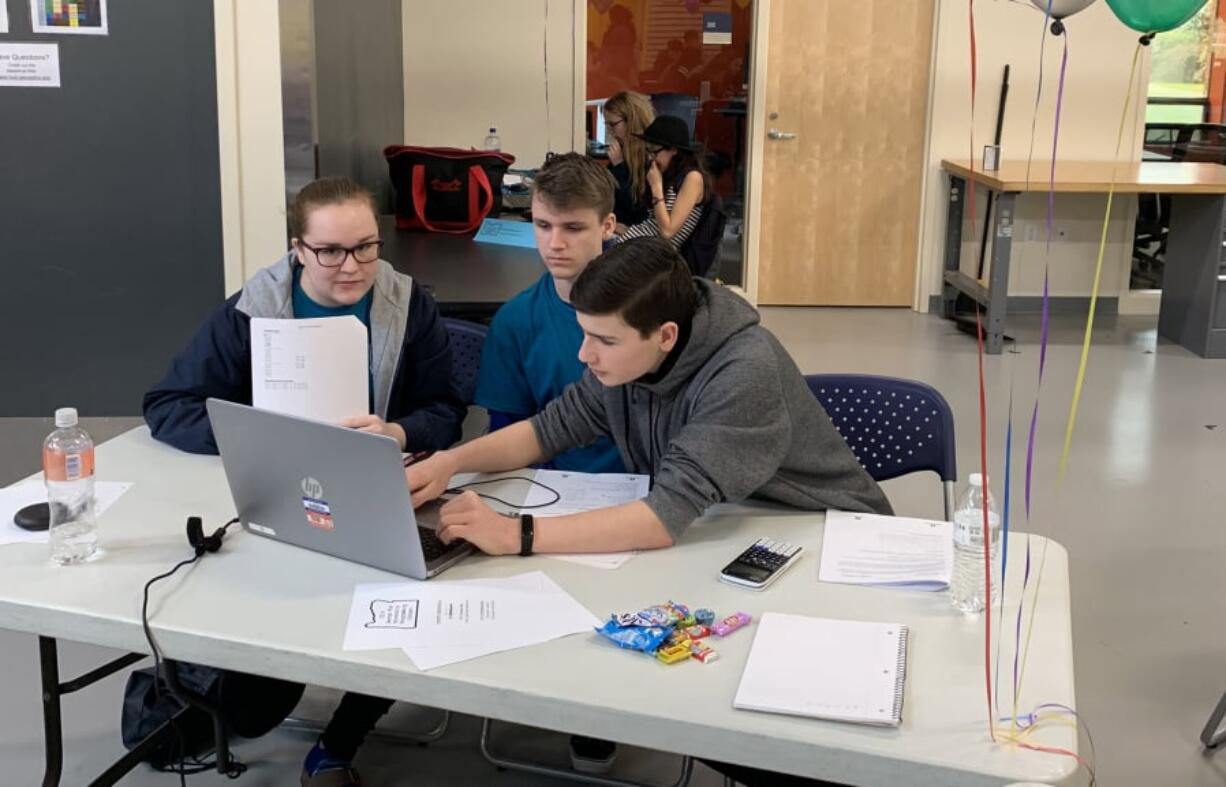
(43, 447, 95, 481)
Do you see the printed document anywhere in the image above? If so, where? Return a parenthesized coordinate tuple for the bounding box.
(818, 510, 953, 591)
(343, 571, 599, 670)
(250, 316, 368, 423)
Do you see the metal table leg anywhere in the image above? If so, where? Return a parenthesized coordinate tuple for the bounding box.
(40, 637, 63, 787)
(984, 191, 1017, 354)
(479, 718, 693, 787)
(941, 175, 966, 319)
(1202, 690, 1226, 749)
(38, 636, 165, 787)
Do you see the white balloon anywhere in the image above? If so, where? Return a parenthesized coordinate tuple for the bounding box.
(1029, 0, 1097, 20)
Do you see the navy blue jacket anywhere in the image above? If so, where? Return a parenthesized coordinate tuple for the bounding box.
(143, 256, 465, 455)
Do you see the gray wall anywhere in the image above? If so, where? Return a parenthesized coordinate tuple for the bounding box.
(0, 0, 223, 416)
(311, 0, 404, 213)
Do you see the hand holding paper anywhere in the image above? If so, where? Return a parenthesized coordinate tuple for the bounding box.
(338, 414, 406, 449)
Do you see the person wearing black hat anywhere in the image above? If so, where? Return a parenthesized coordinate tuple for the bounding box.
(615, 114, 713, 251)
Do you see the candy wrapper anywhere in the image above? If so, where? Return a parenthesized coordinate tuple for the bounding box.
(595, 620, 671, 653)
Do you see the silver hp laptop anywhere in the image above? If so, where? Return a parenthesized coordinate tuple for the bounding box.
(206, 398, 474, 579)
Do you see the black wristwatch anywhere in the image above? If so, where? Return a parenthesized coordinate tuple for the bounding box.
(519, 514, 535, 556)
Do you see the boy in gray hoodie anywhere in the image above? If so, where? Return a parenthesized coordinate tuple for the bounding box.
(407, 236, 891, 555)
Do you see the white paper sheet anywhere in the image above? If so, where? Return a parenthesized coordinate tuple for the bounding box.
(818, 510, 953, 591)
(523, 471, 650, 569)
(250, 316, 368, 424)
(1, 481, 133, 546)
(0, 43, 60, 88)
(343, 571, 599, 670)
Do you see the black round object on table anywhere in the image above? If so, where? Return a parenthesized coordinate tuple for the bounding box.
(14, 502, 51, 532)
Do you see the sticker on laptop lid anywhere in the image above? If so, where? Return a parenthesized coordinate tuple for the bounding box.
(305, 509, 335, 531)
(302, 496, 331, 515)
(247, 522, 276, 536)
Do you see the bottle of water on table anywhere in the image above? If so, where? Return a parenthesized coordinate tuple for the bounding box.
(483, 126, 501, 151)
(43, 407, 98, 564)
(950, 472, 1000, 613)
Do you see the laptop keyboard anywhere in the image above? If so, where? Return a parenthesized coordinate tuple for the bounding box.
(418, 526, 465, 562)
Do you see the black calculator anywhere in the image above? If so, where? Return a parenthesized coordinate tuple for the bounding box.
(719, 538, 803, 590)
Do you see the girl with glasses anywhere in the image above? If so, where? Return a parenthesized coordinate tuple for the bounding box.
(143, 176, 464, 456)
(600, 90, 656, 229)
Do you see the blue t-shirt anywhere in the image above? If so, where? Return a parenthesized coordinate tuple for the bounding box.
(292, 265, 375, 408)
(474, 272, 625, 473)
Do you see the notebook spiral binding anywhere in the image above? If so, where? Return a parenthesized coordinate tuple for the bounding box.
(891, 626, 910, 723)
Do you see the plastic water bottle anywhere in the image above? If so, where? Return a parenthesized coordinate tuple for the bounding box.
(43, 408, 98, 565)
(483, 127, 501, 152)
(950, 473, 1000, 613)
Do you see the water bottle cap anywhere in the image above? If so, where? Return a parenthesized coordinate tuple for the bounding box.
(968, 472, 987, 486)
(54, 407, 78, 428)
(489, 127, 496, 132)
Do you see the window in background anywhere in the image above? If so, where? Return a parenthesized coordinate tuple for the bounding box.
(1135, 1, 1219, 291)
(1144, 2, 1215, 125)
(586, 0, 753, 286)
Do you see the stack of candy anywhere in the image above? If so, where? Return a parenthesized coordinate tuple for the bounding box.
(594, 601, 752, 665)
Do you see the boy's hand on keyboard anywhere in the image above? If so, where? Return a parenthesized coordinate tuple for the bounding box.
(437, 491, 518, 556)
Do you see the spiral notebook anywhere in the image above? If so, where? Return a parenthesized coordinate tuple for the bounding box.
(733, 613, 909, 727)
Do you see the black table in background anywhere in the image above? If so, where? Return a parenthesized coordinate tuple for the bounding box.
(378, 215, 542, 320)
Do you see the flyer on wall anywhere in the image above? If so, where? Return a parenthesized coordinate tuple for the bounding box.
(30, 0, 108, 36)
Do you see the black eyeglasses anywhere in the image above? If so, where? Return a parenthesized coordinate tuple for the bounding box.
(646, 145, 664, 156)
(298, 239, 384, 268)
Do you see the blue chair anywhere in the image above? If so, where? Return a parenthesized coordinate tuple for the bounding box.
(805, 374, 958, 520)
(444, 318, 488, 404)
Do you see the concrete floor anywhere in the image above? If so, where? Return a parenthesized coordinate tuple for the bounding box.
(1, 307, 1225, 785)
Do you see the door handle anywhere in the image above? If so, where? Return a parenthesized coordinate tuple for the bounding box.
(768, 128, 798, 140)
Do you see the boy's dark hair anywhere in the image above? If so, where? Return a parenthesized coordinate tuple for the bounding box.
(571, 237, 697, 337)
(531, 152, 616, 217)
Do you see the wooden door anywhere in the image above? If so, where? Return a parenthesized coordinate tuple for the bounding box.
(756, 0, 934, 305)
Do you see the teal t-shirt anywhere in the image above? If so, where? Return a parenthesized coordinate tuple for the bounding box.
(474, 272, 624, 473)
(292, 265, 375, 408)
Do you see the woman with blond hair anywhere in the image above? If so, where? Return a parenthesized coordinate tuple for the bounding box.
(601, 90, 655, 228)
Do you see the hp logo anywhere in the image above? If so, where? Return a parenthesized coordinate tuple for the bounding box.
(301, 476, 324, 499)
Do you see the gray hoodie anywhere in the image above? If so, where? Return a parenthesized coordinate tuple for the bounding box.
(531, 280, 892, 540)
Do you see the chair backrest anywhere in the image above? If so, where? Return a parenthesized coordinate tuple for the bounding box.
(443, 318, 488, 405)
(804, 374, 956, 484)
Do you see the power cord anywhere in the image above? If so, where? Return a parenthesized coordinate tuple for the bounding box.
(444, 476, 561, 510)
(141, 516, 245, 783)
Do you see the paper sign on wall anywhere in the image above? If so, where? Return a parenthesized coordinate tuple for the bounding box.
(0, 4, 9, 34)
(30, 0, 108, 36)
(702, 12, 732, 45)
(0, 43, 60, 88)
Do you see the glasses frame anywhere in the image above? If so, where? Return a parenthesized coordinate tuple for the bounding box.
(297, 239, 385, 269)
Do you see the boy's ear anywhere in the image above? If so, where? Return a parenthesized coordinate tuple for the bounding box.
(658, 321, 680, 352)
(602, 212, 617, 240)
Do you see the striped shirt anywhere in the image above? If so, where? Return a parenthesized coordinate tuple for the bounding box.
(618, 182, 703, 249)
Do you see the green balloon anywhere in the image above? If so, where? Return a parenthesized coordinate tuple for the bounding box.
(1105, 0, 1209, 33)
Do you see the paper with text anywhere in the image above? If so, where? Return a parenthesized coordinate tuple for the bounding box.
(818, 510, 953, 591)
(343, 571, 599, 670)
(524, 471, 649, 569)
(250, 316, 368, 423)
